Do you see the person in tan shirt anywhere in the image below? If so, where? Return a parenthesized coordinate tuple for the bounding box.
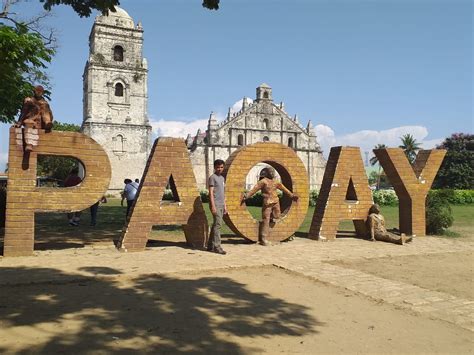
(241, 167, 298, 246)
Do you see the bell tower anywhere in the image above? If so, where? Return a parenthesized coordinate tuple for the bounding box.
(82, 6, 151, 194)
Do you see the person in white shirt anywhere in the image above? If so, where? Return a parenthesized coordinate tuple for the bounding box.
(121, 178, 139, 218)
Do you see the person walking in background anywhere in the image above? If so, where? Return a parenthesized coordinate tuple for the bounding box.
(208, 159, 227, 255)
(90, 196, 107, 227)
(64, 167, 83, 226)
(121, 178, 139, 218)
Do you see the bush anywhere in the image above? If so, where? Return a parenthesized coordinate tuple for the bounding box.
(426, 189, 454, 235)
(161, 189, 210, 203)
(372, 189, 398, 206)
(0, 186, 6, 228)
(309, 190, 319, 206)
(430, 189, 474, 204)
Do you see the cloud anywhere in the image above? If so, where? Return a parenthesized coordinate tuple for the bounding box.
(150, 99, 250, 138)
(0, 152, 8, 173)
(314, 124, 443, 158)
(150, 118, 208, 138)
(230, 98, 253, 114)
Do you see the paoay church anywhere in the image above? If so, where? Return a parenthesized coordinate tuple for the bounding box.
(81, 7, 326, 194)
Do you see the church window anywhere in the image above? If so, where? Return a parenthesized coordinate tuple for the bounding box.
(115, 83, 124, 97)
(263, 136, 269, 142)
(113, 134, 126, 153)
(263, 118, 269, 130)
(113, 45, 124, 61)
(288, 137, 294, 148)
(237, 134, 244, 146)
(263, 91, 269, 99)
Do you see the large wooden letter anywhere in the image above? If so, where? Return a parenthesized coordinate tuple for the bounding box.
(4, 127, 111, 256)
(224, 142, 309, 242)
(118, 138, 208, 252)
(308, 146, 373, 241)
(373, 148, 446, 236)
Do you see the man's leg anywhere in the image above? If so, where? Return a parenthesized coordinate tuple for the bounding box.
(90, 202, 99, 226)
(211, 206, 224, 251)
(126, 199, 134, 217)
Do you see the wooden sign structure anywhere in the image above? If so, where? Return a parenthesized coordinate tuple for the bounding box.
(3, 127, 447, 256)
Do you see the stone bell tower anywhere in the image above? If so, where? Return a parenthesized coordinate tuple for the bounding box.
(82, 6, 151, 194)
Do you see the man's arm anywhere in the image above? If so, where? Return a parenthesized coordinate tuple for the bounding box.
(209, 186, 217, 215)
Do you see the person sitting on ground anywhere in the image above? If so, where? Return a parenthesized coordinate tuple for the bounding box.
(366, 204, 413, 245)
(241, 167, 298, 246)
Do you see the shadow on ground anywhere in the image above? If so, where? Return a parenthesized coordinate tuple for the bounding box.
(0, 266, 321, 353)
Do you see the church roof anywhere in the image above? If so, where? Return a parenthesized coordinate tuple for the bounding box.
(96, 6, 135, 29)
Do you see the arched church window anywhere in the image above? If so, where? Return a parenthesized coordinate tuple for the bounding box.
(263, 91, 269, 99)
(263, 118, 269, 130)
(288, 137, 294, 148)
(114, 134, 126, 153)
(115, 83, 124, 97)
(263, 136, 269, 142)
(237, 134, 244, 146)
(113, 45, 124, 61)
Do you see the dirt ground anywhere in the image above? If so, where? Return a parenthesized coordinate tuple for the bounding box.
(0, 266, 472, 354)
(330, 250, 474, 300)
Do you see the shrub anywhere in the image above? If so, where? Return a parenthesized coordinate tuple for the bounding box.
(372, 189, 398, 206)
(309, 190, 319, 206)
(426, 189, 454, 235)
(429, 189, 474, 204)
(0, 186, 6, 228)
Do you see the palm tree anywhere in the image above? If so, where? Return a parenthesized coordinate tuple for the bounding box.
(399, 134, 421, 164)
(370, 144, 387, 189)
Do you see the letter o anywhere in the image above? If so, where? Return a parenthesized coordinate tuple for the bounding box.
(223, 142, 309, 242)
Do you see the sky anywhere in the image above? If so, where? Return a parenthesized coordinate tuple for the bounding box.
(0, 0, 472, 171)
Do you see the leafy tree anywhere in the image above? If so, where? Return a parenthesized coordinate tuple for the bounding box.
(1, 0, 218, 124)
(370, 143, 387, 189)
(37, 121, 81, 181)
(0, 23, 54, 123)
(433, 133, 474, 189)
(399, 133, 421, 164)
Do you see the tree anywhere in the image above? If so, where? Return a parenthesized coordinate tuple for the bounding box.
(37, 121, 81, 181)
(399, 133, 421, 164)
(0, 0, 218, 124)
(370, 143, 387, 190)
(433, 133, 474, 189)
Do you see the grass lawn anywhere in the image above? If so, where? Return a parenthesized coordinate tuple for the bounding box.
(1, 200, 472, 250)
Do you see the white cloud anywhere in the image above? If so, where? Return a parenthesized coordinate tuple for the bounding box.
(230, 98, 253, 114)
(150, 99, 251, 138)
(150, 118, 208, 138)
(314, 124, 443, 159)
(0, 152, 8, 173)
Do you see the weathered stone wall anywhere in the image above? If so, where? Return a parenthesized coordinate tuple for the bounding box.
(82, 8, 151, 195)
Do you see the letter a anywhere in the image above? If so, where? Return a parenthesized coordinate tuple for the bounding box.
(373, 148, 446, 236)
(308, 146, 373, 241)
(118, 137, 208, 252)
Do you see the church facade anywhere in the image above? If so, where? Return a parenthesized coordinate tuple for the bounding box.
(81, 7, 151, 194)
(187, 84, 326, 191)
(81, 8, 325, 194)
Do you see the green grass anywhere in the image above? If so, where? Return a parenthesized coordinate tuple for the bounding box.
(1, 200, 472, 249)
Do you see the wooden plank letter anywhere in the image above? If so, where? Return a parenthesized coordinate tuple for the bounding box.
(224, 142, 309, 242)
(373, 148, 446, 236)
(308, 146, 373, 241)
(118, 137, 208, 252)
(4, 127, 111, 256)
